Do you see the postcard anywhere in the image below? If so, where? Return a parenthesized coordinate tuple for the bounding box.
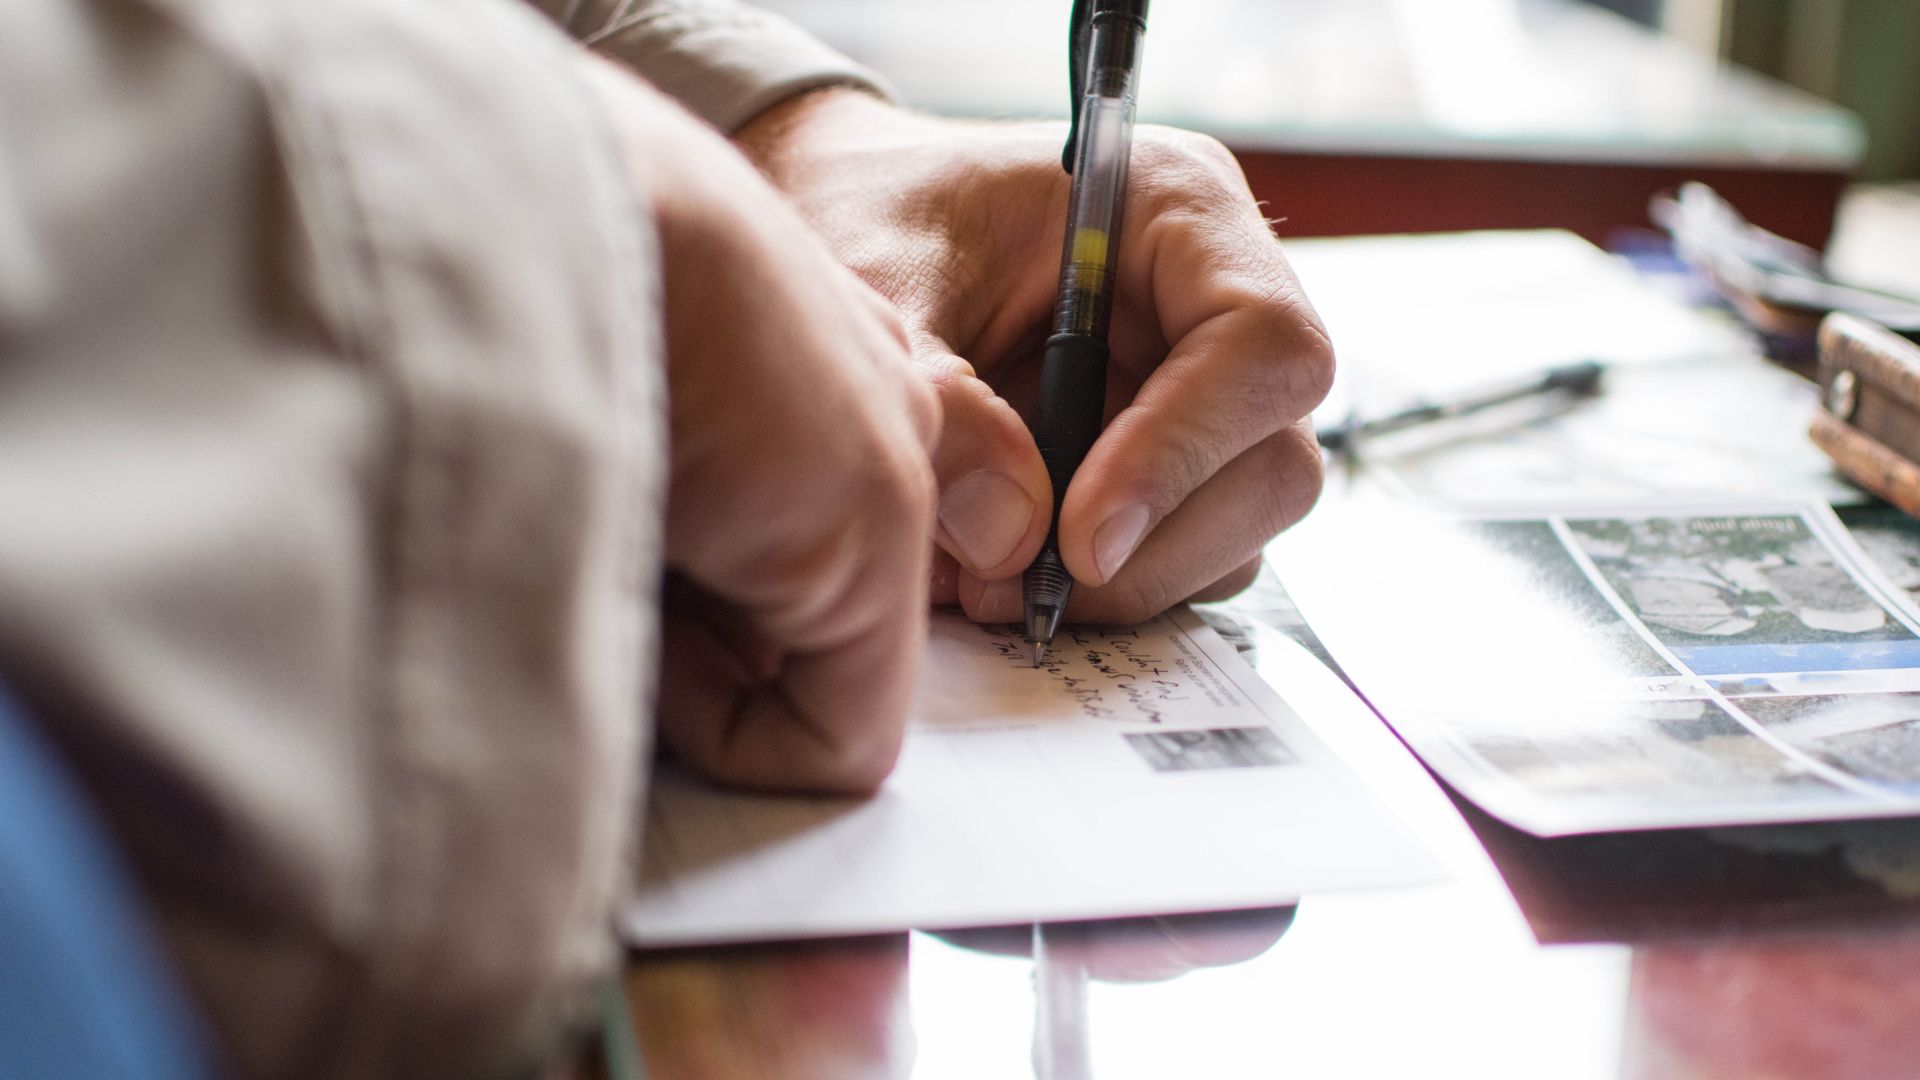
(622, 607, 1438, 947)
(1277, 500, 1920, 835)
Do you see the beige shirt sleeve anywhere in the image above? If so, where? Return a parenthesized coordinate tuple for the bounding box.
(532, 0, 896, 132)
(0, 1, 664, 1077)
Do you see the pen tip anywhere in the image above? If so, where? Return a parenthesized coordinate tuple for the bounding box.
(1025, 605, 1061, 667)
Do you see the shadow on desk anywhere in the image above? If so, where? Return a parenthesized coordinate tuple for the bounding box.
(932, 905, 1298, 982)
(1443, 774, 1920, 1076)
(1449, 780, 1920, 945)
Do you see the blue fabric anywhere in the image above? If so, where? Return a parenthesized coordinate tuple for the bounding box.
(0, 690, 212, 1080)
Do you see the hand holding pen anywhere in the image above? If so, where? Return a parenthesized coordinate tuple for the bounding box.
(736, 4, 1334, 635)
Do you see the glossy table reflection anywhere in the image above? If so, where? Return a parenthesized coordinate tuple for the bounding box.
(623, 582, 1920, 1079)
(623, 223, 1920, 1077)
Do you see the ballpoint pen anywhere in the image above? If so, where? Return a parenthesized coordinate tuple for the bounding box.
(1314, 359, 1606, 457)
(1024, 0, 1149, 667)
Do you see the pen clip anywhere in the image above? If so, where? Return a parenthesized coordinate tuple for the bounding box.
(1062, 0, 1091, 173)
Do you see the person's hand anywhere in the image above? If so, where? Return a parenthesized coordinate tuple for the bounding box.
(582, 61, 939, 794)
(738, 90, 1331, 624)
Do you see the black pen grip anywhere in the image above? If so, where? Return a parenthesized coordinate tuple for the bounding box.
(1034, 332, 1110, 518)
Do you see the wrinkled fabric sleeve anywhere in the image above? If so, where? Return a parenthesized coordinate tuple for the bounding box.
(530, 0, 896, 132)
(0, 0, 664, 1076)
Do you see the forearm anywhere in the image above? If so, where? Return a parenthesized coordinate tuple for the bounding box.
(0, 1, 666, 1075)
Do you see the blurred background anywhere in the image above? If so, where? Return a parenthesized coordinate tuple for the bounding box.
(754, 0, 1918, 286)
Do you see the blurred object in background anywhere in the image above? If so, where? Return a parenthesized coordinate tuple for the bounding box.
(1829, 183, 1920, 303)
(1587, 0, 1663, 27)
(756, 0, 1864, 247)
(1655, 182, 1920, 368)
(1717, 0, 1920, 184)
(1810, 314, 1920, 519)
(1591, 0, 1920, 187)
(1287, 228, 1856, 505)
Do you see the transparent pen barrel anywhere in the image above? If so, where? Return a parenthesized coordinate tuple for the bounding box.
(1054, 45, 1140, 337)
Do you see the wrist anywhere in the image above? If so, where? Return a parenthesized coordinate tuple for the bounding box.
(735, 86, 915, 184)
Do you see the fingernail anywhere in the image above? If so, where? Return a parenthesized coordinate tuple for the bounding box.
(1094, 503, 1152, 582)
(974, 577, 1024, 623)
(939, 470, 1034, 572)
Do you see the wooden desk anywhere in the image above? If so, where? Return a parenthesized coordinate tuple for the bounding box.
(624, 228, 1920, 1077)
(756, 0, 1864, 248)
(623, 562, 1920, 1077)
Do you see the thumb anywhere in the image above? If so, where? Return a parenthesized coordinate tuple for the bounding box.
(913, 337, 1052, 581)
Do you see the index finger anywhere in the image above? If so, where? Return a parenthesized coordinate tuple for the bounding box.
(1055, 131, 1333, 588)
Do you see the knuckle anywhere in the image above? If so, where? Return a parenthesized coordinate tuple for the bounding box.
(903, 374, 943, 451)
(1190, 560, 1261, 604)
(912, 345, 978, 386)
(1175, 129, 1244, 178)
(1136, 412, 1229, 514)
(1112, 564, 1180, 623)
(880, 440, 939, 530)
(1253, 429, 1324, 537)
(828, 732, 907, 795)
(751, 709, 906, 797)
(1235, 302, 1336, 424)
(783, 721, 906, 796)
(908, 452, 940, 520)
(977, 390, 1038, 460)
(1287, 320, 1337, 415)
(1133, 128, 1248, 212)
(1138, 125, 1242, 179)
(843, 406, 939, 552)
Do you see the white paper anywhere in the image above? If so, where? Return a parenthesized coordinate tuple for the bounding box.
(1286, 230, 1853, 505)
(1278, 499, 1920, 836)
(1287, 230, 1750, 406)
(623, 607, 1436, 947)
